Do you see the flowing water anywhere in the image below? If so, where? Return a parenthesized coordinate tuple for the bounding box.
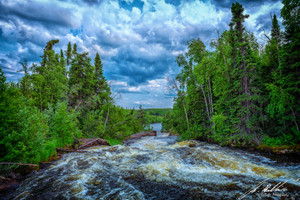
(7, 124, 300, 199)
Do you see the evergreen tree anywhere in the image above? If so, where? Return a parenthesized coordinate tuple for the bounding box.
(69, 52, 96, 109)
(94, 53, 105, 94)
(271, 14, 281, 45)
(18, 59, 32, 97)
(73, 43, 77, 55)
(60, 49, 67, 77)
(264, 0, 299, 142)
(28, 40, 67, 110)
(94, 53, 111, 105)
(66, 42, 72, 66)
(228, 3, 260, 138)
(0, 67, 5, 92)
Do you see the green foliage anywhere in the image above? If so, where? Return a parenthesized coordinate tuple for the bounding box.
(4, 105, 49, 163)
(0, 83, 50, 164)
(163, 2, 299, 148)
(105, 138, 123, 146)
(44, 102, 82, 147)
(263, 134, 296, 147)
(81, 110, 104, 138)
(1, 39, 149, 164)
(143, 108, 171, 123)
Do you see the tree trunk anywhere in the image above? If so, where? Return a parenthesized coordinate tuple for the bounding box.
(103, 106, 110, 134)
(201, 84, 211, 121)
(182, 99, 191, 136)
(242, 46, 251, 135)
(0, 162, 38, 167)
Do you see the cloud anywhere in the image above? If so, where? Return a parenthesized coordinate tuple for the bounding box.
(0, 1, 76, 27)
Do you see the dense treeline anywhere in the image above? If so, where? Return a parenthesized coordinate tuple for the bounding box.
(0, 41, 148, 164)
(163, 1, 299, 147)
(144, 108, 172, 123)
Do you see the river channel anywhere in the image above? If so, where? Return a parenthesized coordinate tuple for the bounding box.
(7, 123, 300, 199)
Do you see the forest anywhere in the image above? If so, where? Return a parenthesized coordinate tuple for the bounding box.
(144, 108, 172, 123)
(0, 40, 152, 164)
(162, 1, 299, 149)
(0, 1, 299, 166)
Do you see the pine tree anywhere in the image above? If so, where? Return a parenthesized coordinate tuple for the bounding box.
(265, 0, 300, 138)
(271, 14, 281, 45)
(18, 59, 32, 97)
(60, 49, 67, 77)
(69, 51, 96, 109)
(73, 43, 77, 55)
(29, 40, 67, 110)
(94, 53, 111, 105)
(0, 66, 6, 95)
(66, 42, 72, 66)
(280, 0, 299, 133)
(94, 53, 105, 94)
(229, 3, 261, 138)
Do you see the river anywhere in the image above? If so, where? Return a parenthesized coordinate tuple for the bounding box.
(7, 124, 300, 199)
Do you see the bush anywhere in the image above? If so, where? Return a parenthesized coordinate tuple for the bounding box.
(44, 101, 82, 148)
(105, 138, 123, 146)
(0, 98, 49, 163)
(81, 110, 104, 138)
(263, 134, 296, 147)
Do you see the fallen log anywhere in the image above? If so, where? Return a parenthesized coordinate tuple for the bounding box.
(0, 162, 38, 167)
(55, 148, 88, 153)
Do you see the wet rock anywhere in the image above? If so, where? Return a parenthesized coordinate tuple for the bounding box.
(78, 138, 110, 149)
(0, 177, 19, 197)
(129, 131, 156, 140)
(174, 140, 197, 148)
(188, 142, 196, 147)
(39, 162, 51, 169)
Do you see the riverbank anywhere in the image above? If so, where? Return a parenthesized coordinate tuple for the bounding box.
(2, 126, 299, 199)
(191, 136, 300, 163)
(0, 130, 159, 197)
(5, 134, 300, 199)
(0, 137, 110, 197)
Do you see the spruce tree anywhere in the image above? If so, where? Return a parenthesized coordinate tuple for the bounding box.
(73, 43, 77, 55)
(29, 40, 67, 110)
(265, 0, 300, 138)
(94, 53, 104, 94)
(271, 14, 281, 45)
(0, 66, 6, 95)
(66, 42, 72, 66)
(94, 53, 111, 105)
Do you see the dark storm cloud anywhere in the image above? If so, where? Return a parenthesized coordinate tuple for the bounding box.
(111, 46, 171, 86)
(164, 0, 182, 7)
(255, 9, 282, 32)
(83, 0, 104, 5)
(0, 1, 75, 28)
(119, 0, 144, 11)
(212, 0, 278, 9)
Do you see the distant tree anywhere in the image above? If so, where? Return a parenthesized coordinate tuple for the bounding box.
(73, 43, 77, 55)
(66, 42, 72, 66)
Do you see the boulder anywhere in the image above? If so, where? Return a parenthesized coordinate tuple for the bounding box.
(129, 131, 157, 140)
(78, 138, 110, 149)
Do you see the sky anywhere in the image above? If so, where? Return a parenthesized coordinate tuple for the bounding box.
(0, 0, 283, 108)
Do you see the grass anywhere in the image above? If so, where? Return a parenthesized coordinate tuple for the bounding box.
(105, 138, 123, 146)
